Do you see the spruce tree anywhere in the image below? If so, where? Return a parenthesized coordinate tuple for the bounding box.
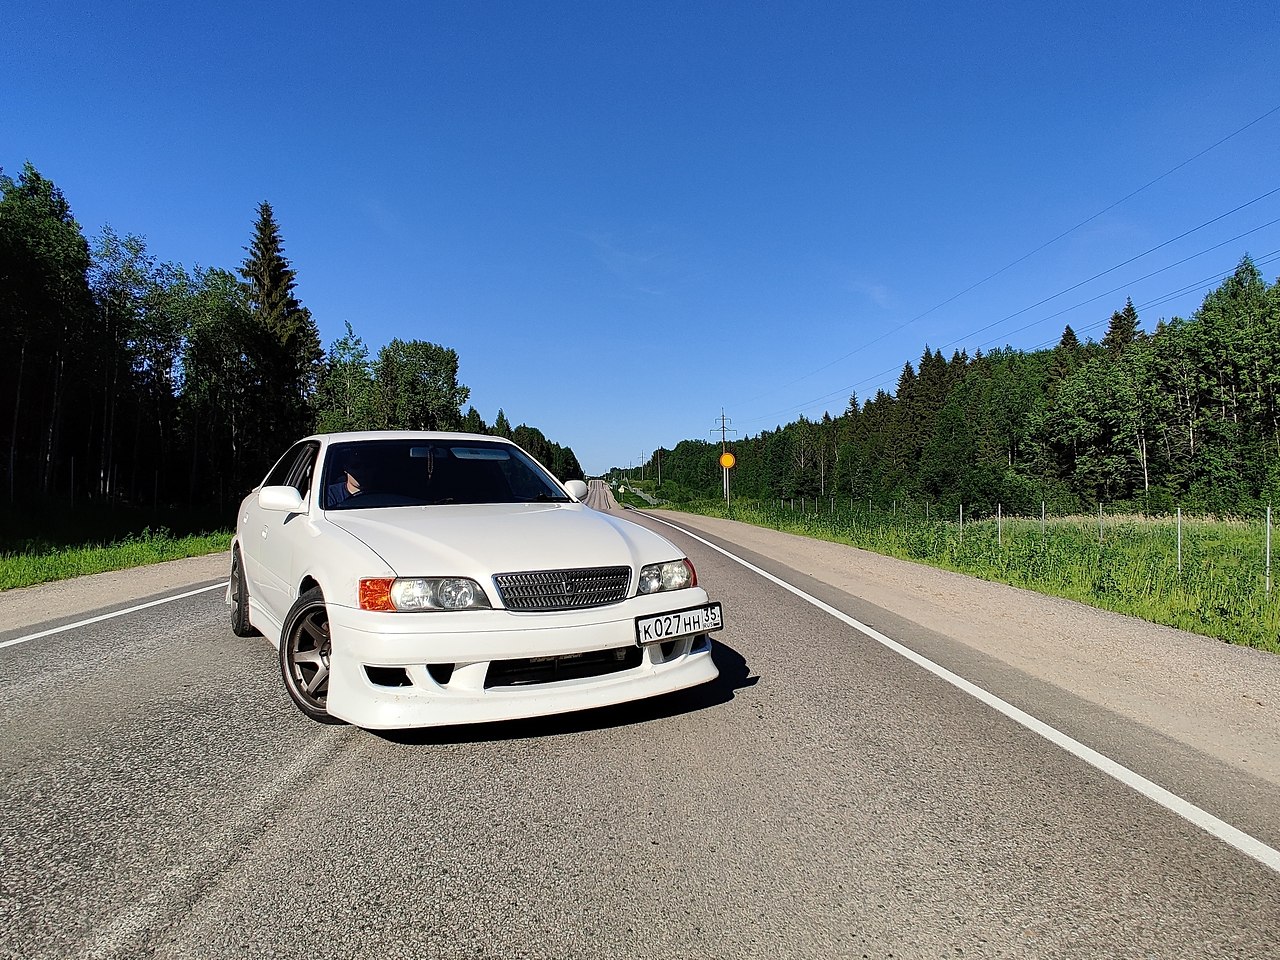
(1102, 298, 1140, 355)
(239, 201, 322, 442)
(493, 409, 513, 439)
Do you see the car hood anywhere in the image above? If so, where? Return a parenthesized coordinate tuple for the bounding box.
(324, 503, 683, 579)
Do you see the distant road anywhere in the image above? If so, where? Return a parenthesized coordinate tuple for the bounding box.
(2, 487, 1278, 958)
(582, 477, 621, 511)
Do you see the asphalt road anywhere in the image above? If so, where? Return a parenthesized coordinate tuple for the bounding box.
(2, 487, 1278, 959)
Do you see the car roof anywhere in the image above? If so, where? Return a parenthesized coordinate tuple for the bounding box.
(305, 430, 518, 445)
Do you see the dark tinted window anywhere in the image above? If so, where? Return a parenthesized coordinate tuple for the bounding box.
(286, 444, 318, 497)
(264, 441, 318, 492)
(322, 439, 570, 510)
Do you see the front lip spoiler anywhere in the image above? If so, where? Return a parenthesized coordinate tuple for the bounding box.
(326, 642, 718, 730)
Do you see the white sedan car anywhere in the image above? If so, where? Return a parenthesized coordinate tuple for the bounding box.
(228, 431, 722, 729)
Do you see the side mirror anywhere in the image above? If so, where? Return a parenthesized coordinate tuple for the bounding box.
(259, 485, 305, 513)
(564, 479, 589, 500)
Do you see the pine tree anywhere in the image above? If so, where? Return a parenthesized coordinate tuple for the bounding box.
(1102, 298, 1140, 355)
(462, 406, 487, 433)
(239, 202, 322, 442)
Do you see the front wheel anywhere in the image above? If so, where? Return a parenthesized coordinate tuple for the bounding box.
(279, 587, 346, 725)
(228, 548, 257, 638)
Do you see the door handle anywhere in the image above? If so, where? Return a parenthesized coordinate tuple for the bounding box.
(261, 526, 269, 540)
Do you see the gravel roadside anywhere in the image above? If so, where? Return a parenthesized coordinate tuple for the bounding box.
(0, 552, 230, 635)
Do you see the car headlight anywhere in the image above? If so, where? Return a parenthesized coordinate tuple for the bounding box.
(637, 559, 697, 595)
(358, 577, 492, 611)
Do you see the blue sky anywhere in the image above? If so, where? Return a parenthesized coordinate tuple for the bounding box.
(4, 1, 1278, 474)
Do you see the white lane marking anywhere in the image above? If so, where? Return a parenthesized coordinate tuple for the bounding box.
(0, 583, 226, 651)
(647, 512, 1280, 876)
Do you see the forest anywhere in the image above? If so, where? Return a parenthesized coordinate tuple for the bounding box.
(0, 162, 584, 530)
(626, 258, 1280, 517)
(8, 159, 1277, 529)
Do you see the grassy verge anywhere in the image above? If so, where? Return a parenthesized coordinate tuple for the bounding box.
(673, 499, 1280, 654)
(611, 486, 654, 510)
(0, 529, 232, 591)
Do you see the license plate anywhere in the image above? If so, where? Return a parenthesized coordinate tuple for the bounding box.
(635, 602, 723, 645)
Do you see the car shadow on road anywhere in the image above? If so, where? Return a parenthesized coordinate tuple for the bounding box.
(373, 637, 757, 746)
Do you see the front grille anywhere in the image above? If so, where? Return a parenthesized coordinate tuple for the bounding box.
(485, 646, 642, 688)
(493, 565, 631, 612)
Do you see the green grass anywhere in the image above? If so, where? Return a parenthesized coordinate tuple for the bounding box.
(674, 499, 1280, 654)
(0, 528, 232, 590)
(611, 485, 654, 510)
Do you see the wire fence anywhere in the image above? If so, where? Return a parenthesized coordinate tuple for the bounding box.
(690, 495, 1280, 652)
(772, 496, 1274, 591)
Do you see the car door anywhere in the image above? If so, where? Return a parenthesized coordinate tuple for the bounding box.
(252, 441, 320, 627)
(240, 445, 296, 600)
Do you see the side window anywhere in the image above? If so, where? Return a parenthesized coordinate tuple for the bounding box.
(263, 445, 305, 488)
(285, 443, 319, 497)
(264, 442, 319, 495)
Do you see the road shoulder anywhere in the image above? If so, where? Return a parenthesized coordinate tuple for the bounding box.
(652, 509, 1280, 791)
(0, 552, 231, 634)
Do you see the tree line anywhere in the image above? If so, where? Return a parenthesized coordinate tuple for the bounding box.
(627, 258, 1280, 516)
(0, 162, 583, 515)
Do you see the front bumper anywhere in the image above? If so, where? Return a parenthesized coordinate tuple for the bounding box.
(323, 590, 721, 729)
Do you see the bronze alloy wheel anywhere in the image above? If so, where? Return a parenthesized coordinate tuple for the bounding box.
(279, 588, 345, 725)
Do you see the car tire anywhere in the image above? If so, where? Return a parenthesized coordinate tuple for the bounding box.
(228, 548, 258, 638)
(279, 587, 346, 725)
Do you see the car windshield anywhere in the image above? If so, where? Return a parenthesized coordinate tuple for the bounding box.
(321, 439, 573, 510)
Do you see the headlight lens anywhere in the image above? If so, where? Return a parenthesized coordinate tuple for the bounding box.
(637, 559, 696, 595)
(436, 578, 484, 610)
(359, 577, 491, 611)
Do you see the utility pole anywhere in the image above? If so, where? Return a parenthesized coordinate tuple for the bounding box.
(712, 410, 735, 449)
(710, 410, 738, 508)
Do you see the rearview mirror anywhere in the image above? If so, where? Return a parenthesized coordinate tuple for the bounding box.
(564, 479, 588, 500)
(259, 485, 305, 513)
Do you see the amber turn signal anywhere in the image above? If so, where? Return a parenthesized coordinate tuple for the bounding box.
(358, 578, 396, 611)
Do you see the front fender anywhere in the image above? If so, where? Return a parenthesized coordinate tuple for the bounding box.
(288, 517, 396, 612)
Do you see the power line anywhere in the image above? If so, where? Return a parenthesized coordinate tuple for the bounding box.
(738, 185, 1280, 425)
(745, 245, 1280, 427)
(955, 218, 1280, 352)
(750, 186, 1280, 424)
(935, 186, 1280, 346)
(738, 103, 1280, 407)
(1021, 248, 1280, 350)
(942, 247, 1280, 366)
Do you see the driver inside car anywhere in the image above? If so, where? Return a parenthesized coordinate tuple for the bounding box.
(325, 452, 365, 507)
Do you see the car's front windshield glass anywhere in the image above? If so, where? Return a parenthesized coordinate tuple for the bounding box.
(322, 439, 572, 510)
